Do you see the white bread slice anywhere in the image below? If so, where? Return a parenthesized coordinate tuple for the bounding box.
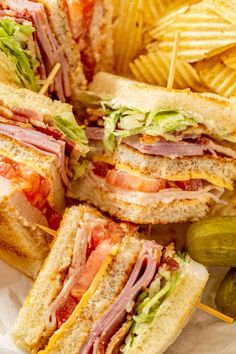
(90, 72, 236, 140)
(68, 174, 214, 224)
(0, 134, 64, 211)
(39, 0, 87, 98)
(39, 237, 142, 354)
(0, 177, 49, 279)
(0, 81, 74, 118)
(88, 140, 236, 190)
(12, 206, 87, 353)
(125, 259, 209, 354)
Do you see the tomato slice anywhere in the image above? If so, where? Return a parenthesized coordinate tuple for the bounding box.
(66, 0, 95, 39)
(87, 221, 124, 257)
(55, 294, 78, 328)
(55, 219, 123, 327)
(70, 239, 113, 301)
(106, 170, 167, 193)
(65, 0, 96, 80)
(0, 156, 51, 209)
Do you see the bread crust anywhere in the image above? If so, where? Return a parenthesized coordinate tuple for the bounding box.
(0, 81, 73, 116)
(40, 0, 87, 96)
(0, 186, 49, 279)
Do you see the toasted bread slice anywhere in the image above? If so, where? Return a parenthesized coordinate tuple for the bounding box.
(12, 206, 140, 353)
(0, 177, 49, 279)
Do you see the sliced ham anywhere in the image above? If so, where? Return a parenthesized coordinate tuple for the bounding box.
(86, 127, 236, 159)
(206, 138, 236, 159)
(0, 101, 75, 155)
(0, 124, 69, 185)
(124, 136, 205, 157)
(4, 0, 71, 101)
(125, 136, 236, 158)
(80, 242, 158, 354)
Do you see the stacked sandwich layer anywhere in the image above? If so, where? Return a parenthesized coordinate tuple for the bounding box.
(69, 72, 236, 224)
(0, 0, 114, 102)
(12, 205, 209, 354)
(0, 81, 88, 278)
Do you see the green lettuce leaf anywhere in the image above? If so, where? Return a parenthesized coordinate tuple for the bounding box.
(121, 255, 184, 353)
(103, 106, 125, 152)
(0, 18, 39, 91)
(54, 115, 89, 154)
(73, 159, 89, 179)
(102, 102, 199, 151)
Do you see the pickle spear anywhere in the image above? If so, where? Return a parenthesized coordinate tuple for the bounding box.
(216, 269, 236, 318)
(187, 216, 236, 266)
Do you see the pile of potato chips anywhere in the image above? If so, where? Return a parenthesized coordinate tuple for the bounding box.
(113, 0, 236, 97)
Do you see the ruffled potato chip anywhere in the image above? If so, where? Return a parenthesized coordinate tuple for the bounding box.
(195, 56, 236, 97)
(155, 2, 236, 62)
(113, 0, 144, 75)
(130, 50, 205, 91)
(221, 46, 236, 70)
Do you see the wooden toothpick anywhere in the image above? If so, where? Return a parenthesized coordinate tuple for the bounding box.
(167, 32, 180, 89)
(35, 224, 57, 237)
(196, 302, 234, 324)
(39, 63, 61, 95)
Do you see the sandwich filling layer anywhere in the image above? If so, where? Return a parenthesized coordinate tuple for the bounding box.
(64, 0, 112, 81)
(79, 242, 185, 354)
(76, 161, 224, 206)
(0, 155, 61, 229)
(87, 101, 236, 149)
(0, 99, 88, 183)
(83, 103, 236, 199)
(46, 213, 133, 333)
(0, 0, 70, 101)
